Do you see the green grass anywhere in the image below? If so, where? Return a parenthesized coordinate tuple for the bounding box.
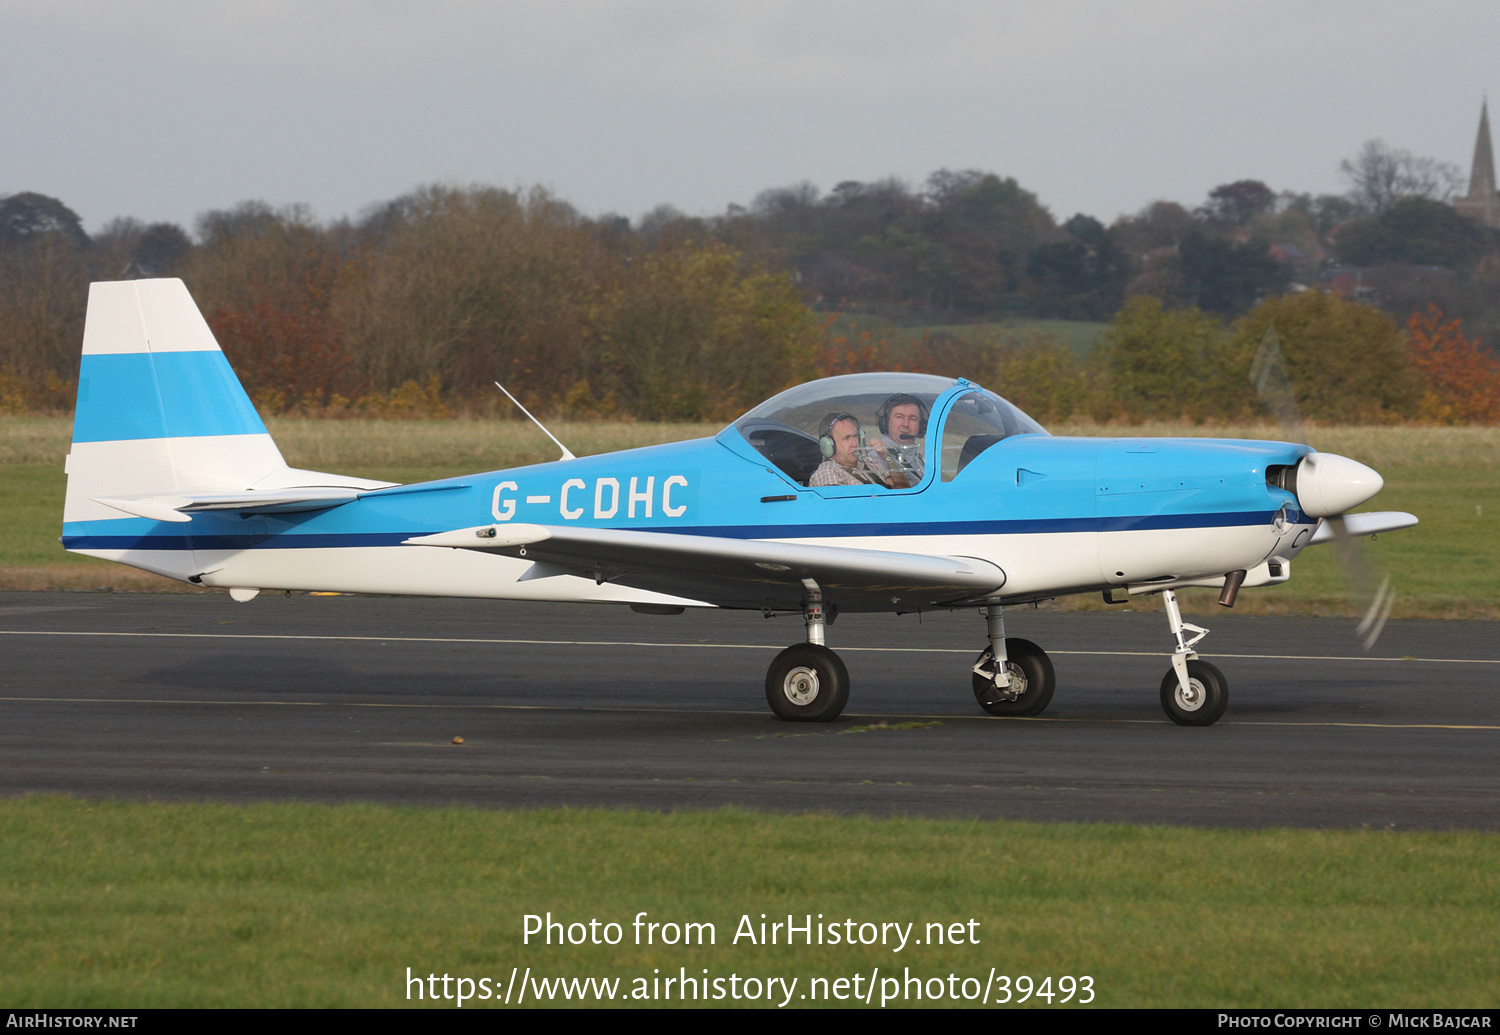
(1, 797, 1496, 1008)
(6, 418, 1497, 615)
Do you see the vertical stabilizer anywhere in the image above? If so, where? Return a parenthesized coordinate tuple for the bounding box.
(62, 279, 386, 580)
(65, 279, 288, 532)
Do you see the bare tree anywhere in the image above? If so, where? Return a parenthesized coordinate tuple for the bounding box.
(1339, 140, 1463, 214)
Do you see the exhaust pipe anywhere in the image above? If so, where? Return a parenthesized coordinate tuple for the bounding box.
(1218, 569, 1247, 608)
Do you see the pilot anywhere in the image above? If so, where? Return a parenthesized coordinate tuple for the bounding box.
(809, 412, 897, 488)
(871, 393, 927, 488)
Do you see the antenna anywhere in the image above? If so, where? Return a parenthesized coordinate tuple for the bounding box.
(494, 381, 576, 462)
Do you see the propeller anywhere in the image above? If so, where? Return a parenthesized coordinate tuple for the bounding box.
(1250, 325, 1395, 649)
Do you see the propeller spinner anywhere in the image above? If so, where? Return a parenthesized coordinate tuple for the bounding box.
(1251, 326, 1399, 649)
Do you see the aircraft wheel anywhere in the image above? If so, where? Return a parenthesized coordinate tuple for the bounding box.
(765, 644, 850, 722)
(972, 637, 1055, 717)
(1160, 659, 1228, 726)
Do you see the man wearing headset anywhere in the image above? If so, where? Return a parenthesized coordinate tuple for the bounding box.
(870, 393, 927, 488)
(809, 412, 899, 488)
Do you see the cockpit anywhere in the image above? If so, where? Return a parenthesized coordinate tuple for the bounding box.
(730, 372, 1048, 488)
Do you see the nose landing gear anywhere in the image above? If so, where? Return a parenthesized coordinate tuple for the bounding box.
(1158, 589, 1228, 726)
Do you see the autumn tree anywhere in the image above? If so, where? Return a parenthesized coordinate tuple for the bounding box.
(182, 202, 355, 410)
(0, 193, 91, 410)
(1230, 292, 1417, 423)
(1094, 296, 1230, 420)
(1196, 180, 1277, 228)
(1406, 306, 1500, 423)
(1332, 197, 1497, 268)
(596, 244, 820, 420)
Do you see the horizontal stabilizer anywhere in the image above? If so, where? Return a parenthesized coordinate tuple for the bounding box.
(404, 523, 1007, 606)
(91, 486, 365, 521)
(1308, 511, 1419, 544)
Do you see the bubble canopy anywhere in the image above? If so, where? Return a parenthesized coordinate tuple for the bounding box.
(729, 372, 1047, 488)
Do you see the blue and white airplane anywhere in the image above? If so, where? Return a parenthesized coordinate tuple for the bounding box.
(61, 279, 1417, 726)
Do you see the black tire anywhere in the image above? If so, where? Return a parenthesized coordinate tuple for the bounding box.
(1160, 659, 1228, 726)
(765, 644, 850, 722)
(972, 637, 1055, 717)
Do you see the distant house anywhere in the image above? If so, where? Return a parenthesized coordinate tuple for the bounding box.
(1454, 100, 1500, 228)
(1316, 267, 1378, 304)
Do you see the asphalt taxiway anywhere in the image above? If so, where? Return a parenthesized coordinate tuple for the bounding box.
(1, 590, 1496, 828)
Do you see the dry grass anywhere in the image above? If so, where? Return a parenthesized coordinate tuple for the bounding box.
(1, 416, 721, 475)
(0, 564, 206, 593)
(9, 416, 1494, 472)
(1050, 422, 1500, 469)
(265, 418, 722, 474)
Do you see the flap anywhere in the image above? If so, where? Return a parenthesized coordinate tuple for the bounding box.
(404, 523, 1007, 608)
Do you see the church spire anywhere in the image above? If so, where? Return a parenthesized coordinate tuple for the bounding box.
(1455, 99, 1500, 227)
(1468, 99, 1496, 200)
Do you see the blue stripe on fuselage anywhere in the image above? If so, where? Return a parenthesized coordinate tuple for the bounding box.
(59, 510, 1278, 552)
(73, 351, 266, 442)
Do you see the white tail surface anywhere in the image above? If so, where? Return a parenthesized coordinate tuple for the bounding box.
(62, 279, 389, 579)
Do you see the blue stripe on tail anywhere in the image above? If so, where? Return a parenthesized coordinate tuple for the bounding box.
(73, 351, 267, 442)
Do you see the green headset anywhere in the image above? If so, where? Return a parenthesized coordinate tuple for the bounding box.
(818, 412, 861, 459)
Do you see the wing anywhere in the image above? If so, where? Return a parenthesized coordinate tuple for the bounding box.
(404, 523, 1007, 612)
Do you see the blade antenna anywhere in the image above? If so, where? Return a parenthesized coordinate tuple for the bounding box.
(494, 381, 576, 462)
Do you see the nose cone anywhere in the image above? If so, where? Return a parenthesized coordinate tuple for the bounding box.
(1296, 452, 1384, 517)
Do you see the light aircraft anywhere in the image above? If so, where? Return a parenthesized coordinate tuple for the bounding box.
(61, 279, 1418, 726)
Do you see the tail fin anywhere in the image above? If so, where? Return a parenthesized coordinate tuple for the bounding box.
(65, 279, 288, 524)
(62, 279, 386, 578)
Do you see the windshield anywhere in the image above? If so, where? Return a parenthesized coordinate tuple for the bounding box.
(732, 372, 1046, 488)
(939, 388, 1049, 481)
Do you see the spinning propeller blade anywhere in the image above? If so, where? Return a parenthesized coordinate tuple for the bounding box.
(1251, 325, 1396, 648)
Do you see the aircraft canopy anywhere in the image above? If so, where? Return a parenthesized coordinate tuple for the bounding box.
(731, 372, 1047, 487)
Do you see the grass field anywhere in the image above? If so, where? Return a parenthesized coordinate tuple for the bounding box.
(6, 416, 1496, 617)
(1, 797, 1496, 1008)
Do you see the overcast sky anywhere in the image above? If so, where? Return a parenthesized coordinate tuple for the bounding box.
(3, 0, 1497, 234)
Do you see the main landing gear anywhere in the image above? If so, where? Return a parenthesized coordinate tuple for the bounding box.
(761, 587, 1227, 726)
(765, 581, 850, 722)
(971, 605, 1055, 716)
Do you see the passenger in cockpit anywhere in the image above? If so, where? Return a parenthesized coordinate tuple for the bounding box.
(809, 412, 896, 488)
(871, 393, 927, 488)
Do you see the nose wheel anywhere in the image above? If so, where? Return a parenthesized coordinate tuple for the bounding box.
(1157, 589, 1229, 725)
(1160, 658, 1228, 726)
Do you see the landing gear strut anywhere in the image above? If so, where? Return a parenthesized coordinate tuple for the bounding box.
(765, 580, 849, 722)
(1158, 589, 1228, 726)
(971, 605, 1055, 716)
